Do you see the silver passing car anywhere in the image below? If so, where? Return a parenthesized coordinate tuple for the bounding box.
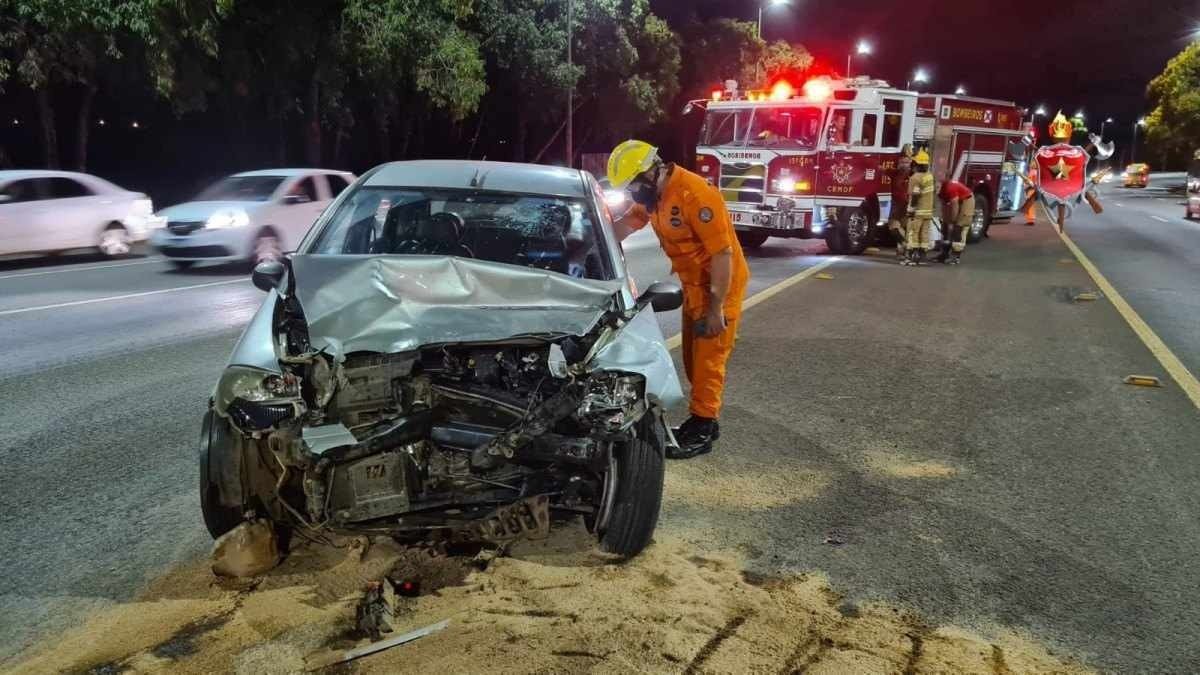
(200, 160, 683, 558)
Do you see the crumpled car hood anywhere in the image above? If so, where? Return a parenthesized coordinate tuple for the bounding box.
(290, 255, 625, 355)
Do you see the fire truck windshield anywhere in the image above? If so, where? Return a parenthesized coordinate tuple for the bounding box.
(700, 106, 823, 149)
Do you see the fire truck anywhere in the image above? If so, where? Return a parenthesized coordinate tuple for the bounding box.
(689, 76, 1030, 254)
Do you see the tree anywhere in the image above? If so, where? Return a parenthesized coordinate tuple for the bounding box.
(677, 18, 763, 99)
(762, 40, 813, 83)
(344, 0, 486, 161)
(1144, 41, 1200, 163)
(474, 0, 575, 161)
(0, 0, 228, 169)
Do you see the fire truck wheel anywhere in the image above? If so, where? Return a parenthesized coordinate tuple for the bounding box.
(827, 207, 873, 255)
(967, 193, 992, 243)
(735, 230, 770, 249)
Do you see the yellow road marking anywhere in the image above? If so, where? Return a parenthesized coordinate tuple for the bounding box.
(664, 256, 842, 350)
(1057, 230, 1200, 409)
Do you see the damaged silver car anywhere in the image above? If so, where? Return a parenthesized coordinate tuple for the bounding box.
(199, 160, 684, 557)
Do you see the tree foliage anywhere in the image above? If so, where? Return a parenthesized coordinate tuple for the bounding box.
(0, 1, 808, 172)
(1144, 41, 1200, 158)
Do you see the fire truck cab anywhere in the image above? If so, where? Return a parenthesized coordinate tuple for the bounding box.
(692, 77, 1028, 254)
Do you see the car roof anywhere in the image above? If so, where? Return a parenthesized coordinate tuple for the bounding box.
(232, 168, 353, 178)
(0, 169, 99, 181)
(363, 160, 590, 198)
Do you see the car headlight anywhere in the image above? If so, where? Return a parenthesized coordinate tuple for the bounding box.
(215, 366, 299, 412)
(206, 209, 250, 229)
(577, 372, 645, 431)
(131, 198, 154, 217)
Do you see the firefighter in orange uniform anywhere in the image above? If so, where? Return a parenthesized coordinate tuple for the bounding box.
(1024, 162, 1038, 225)
(607, 140, 750, 459)
(904, 148, 936, 266)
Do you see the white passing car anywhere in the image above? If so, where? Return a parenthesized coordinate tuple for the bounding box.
(150, 168, 356, 269)
(0, 170, 160, 258)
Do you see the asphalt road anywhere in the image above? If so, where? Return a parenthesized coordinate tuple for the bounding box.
(2, 180, 1199, 672)
(0, 229, 828, 664)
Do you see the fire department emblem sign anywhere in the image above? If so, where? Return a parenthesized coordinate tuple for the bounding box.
(1034, 143, 1089, 209)
(830, 161, 854, 185)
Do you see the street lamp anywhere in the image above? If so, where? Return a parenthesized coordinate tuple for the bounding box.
(757, 0, 790, 39)
(906, 68, 929, 90)
(1100, 117, 1113, 139)
(954, 85, 966, 95)
(1131, 116, 1146, 163)
(846, 40, 871, 79)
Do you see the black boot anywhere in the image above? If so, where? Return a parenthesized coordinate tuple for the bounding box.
(915, 248, 927, 266)
(668, 415, 719, 459)
(935, 243, 950, 263)
(948, 250, 961, 265)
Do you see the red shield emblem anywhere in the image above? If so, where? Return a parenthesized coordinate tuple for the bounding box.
(1035, 144, 1088, 204)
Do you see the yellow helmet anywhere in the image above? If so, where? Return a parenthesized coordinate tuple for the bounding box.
(607, 140, 659, 189)
(913, 148, 931, 165)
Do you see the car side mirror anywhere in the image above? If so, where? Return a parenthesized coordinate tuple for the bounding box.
(282, 194, 308, 205)
(637, 281, 683, 313)
(251, 260, 285, 292)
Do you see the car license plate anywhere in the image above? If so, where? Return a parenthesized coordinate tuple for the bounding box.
(731, 211, 748, 224)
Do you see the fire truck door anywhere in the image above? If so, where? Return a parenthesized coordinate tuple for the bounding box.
(817, 108, 880, 199)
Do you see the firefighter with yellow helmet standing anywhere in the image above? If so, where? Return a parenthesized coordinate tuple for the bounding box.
(904, 148, 936, 266)
(606, 140, 749, 459)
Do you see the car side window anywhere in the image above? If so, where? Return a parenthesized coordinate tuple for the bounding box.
(288, 177, 319, 203)
(44, 177, 92, 199)
(0, 179, 43, 203)
(327, 174, 351, 198)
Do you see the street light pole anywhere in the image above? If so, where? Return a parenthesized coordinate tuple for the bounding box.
(1100, 117, 1113, 139)
(565, 0, 572, 167)
(1131, 117, 1145, 163)
(846, 40, 870, 79)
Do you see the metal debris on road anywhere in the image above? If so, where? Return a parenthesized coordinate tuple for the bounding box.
(1057, 258, 1076, 264)
(1073, 291, 1101, 302)
(305, 619, 450, 671)
(1123, 375, 1164, 388)
(815, 273, 835, 280)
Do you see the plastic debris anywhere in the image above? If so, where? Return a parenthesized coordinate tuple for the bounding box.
(211, 519, 280, 578)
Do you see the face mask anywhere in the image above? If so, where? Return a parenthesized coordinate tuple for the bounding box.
(628, 167, 660, 207)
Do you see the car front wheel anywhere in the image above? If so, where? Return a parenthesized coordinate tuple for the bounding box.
(736, 230, 770, 249)
(98, 224, 132, 258)
(200, 410, 245, 539)
(596, 435, 664, 557)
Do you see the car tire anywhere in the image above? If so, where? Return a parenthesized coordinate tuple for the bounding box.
(967, 193, 991, 243)
(598, 435, 664, 558)
(250, 229, 283, 268)
(826, 207, 873, 255)
(170, 260, 196, 271)
(97, 223, 132, 258)
(736, 230, 769, 249)
(200, 410, 245, 539)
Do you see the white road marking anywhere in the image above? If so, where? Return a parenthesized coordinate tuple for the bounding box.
(0, 257, 164, 281)
(0, 279, 247, 317)
(1150, 215, 1170, 223)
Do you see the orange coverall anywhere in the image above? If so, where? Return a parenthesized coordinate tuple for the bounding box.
(622, 166, 750, 419)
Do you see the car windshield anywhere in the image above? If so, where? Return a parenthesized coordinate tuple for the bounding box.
(195, 175, 285, 202)
(700, 106, 823, 149)
(308, 186, 612, 280)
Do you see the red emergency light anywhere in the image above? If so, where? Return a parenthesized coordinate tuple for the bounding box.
(711, 89, 723, 102)
(803, 78, 833, 102)
(769, 80, 795, 101)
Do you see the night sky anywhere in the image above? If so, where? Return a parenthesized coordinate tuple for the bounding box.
(654, 0, 1199, 153)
